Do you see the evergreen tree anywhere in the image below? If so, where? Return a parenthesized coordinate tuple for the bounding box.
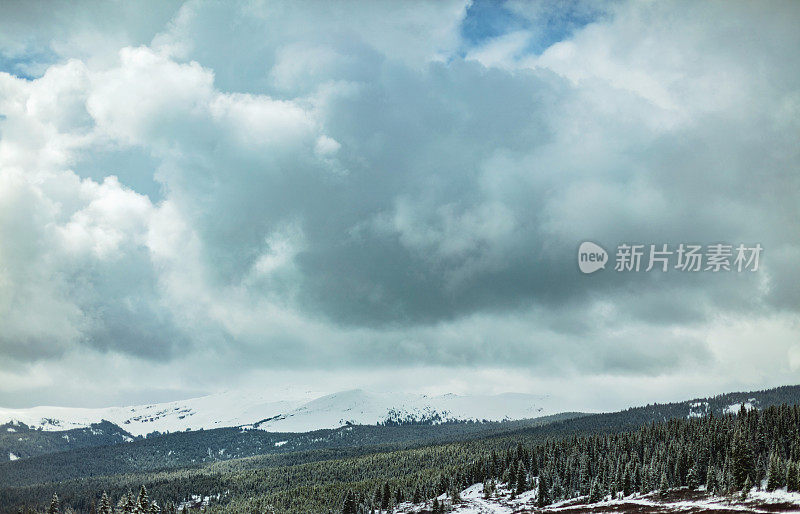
(48, 494, 60, 514)
(381, 482, 390, 510)
(516, 461, 527, 493)
(767, 451, 787, 491)
(659, 471, 669, 497)
(136, 485, 150, 513)
(341, 491, 357, 514)
(731, 428, 755, 490)
(623, 471, 632, 497)
(794, 463, 800, 493)
(116, 491, 137, 514)
(787, 462, 798, 492)
(588, 477, 602, 503)
(741, 475, 753, 500)
(450, 487, 461, 504)
(579, 456, 591, 495)
(99, 492, 112, 514)
(687, 465, 699, 490)
(537, 475, 549, 508)
(706, 466, 717, 493)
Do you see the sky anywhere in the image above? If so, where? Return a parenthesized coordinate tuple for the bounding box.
(0, 0, 798, 411)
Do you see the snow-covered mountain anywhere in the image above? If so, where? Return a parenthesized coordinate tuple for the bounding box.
(0, 389, 555, 437)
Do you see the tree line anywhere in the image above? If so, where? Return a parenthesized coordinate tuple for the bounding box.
(6, 404, 800, 513)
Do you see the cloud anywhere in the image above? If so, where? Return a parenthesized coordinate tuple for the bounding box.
(0, 0, 798, 407)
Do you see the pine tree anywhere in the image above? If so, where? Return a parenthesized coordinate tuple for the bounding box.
(438, 475, 449, 496)
(99, 492, 112, 514)
(741, 475, 753, 499)
(537, 475, 549, 508)
(787, 462, 798, 492)
(450, 487, 461, 504)
(48, 494, 60, 514)
(530, 452, 539, 477)
(136, 485, 150, 513)
(516, 461, 527, 493)
(793, 463, 800, 493)
(588, 477, 602, 503)
(623, 471, 632, 497)
(687, 465, 699, 490)
(381, 482, 391, 510)
(706, 466, 717, 494)
(767, 453, 778, 491)
(341, 491, 357, 514)
(659, 471, 669, 497)
(122, 492, 136, 514)
(731, 428, 754, 490)
(579, 456, 591, 495)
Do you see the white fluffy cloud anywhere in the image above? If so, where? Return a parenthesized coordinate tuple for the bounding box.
(0, 0, 798, 408)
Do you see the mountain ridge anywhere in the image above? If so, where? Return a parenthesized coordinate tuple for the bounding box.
(0, 388, 555, 438)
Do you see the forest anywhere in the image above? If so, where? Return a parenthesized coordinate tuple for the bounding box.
(4, 403, 800, 513)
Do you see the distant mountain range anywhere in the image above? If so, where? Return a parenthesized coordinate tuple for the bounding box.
(3, 384, 800, 503)
(2, 384, 800, 468)
(0, 389, 555, 437)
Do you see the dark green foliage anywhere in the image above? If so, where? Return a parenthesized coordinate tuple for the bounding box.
(731, 426, 755, 490)
(340, 491, 356, 514)
(741, 475, 753, 499)
(4, 398, 800, 513)
(588, 476, 602, 503)
(98, 491, 112, 514)
(0, 413, 584, 487)
(687, 464, 699, 490)
(47, 494, 59, 514)
(659, 470, 669, 495)
(0, 421, 134, 462)
(706, 465, 717, 493)
(135, 484, 149, 513)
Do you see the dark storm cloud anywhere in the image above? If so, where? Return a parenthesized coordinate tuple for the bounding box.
(0, 0, 797, 388)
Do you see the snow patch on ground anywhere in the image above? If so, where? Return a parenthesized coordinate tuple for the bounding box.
(748, 487, 800, 504)
(688, 400, 710, 418)
(397, 484, 800, 513)
(725, 399, 757, 414)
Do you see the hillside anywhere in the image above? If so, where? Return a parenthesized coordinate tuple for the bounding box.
(2, 384, 800, 513)
(3, 395, 800, 513)
(395, 482, 800, 513)
(0, 390, 556, 438)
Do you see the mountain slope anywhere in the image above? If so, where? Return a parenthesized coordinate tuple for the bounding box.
(3, 384, 800, 489)
(0, 389, 555, 438)
(0, 420, 133, 462)
(4, 385, 800, 513)
(0, 413, 585, 489)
